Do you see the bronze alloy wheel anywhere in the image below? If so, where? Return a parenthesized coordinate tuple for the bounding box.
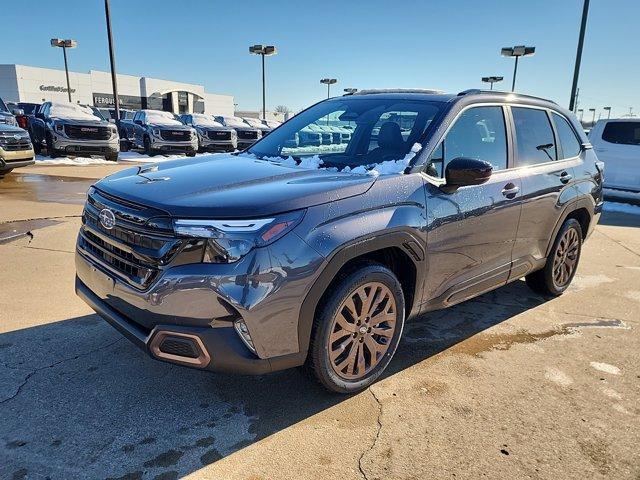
(552, 227, 580, 288)
(328, 282, 397, 380)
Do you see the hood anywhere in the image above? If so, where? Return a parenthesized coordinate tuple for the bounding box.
(95, 154, 375, 218)
(197, 125, 234, 132)
(148, 123, 191, 130)
(54, 117, 110, 127)
(0, 124, 27, 134)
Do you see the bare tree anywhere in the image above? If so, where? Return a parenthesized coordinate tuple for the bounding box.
(275, 105, 291, 114)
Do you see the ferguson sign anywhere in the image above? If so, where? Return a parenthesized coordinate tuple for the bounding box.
(39, 85, 76, 93)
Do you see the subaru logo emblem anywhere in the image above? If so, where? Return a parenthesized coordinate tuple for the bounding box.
(99, 208, 116, 230)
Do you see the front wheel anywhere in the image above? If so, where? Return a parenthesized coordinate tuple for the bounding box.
(143, 136, 155, 157)
(186, 151, 196, 157)
(105, 153, 118, 162)
(307, 263, 405, 393)
(0, 169, 13, 179)
(526, 218, 582, 296)
(46, 134, 60, 159)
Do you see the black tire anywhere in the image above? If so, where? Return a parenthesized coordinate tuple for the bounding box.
(143, 136, 156, 157)
(105, 153, 118, 162)
(119, 134, 130, 152)
(306, 263, 405, 394)
(526, 218, 582, 296)
(46, 133, 60, 159)
(32, 138, 42, 155)
(186, 151, 196, 157)
(0, 169, 13, 178)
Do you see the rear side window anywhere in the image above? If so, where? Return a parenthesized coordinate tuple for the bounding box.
(428, 106, 507, 176)
(602, 122, 640, 146)
(552, 113, 582, 159)
(512, 107, 557, 166)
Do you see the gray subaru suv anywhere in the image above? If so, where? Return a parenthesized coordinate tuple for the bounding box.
(75, 89, 603, 393)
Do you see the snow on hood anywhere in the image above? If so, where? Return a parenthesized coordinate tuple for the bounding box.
(244, 143, 422, 176)
(147, 111, 182, 126)
(49, 102, 99, 121)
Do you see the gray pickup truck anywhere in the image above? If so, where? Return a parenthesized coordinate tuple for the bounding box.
(214, 116, 262, 150)
(179, 114, 237, 152)
(120, 109, 197, 157)
(29, 101, 119, 161)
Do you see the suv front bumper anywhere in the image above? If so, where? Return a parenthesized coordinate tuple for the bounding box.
(0, 146, 35, 171)
(53, 136, 120, 156)
(199, 137, 237, 152)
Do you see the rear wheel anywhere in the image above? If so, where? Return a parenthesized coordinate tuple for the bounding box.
(526, 218, 582, 296)
(46, 133, 60, 159)
(307, 263, 405, 393)
(119, 133, 130, 152)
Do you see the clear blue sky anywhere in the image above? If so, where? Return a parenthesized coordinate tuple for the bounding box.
(2, 0, 637, 118)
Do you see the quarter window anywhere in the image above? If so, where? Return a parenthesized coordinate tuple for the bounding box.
(427, 106, 507, 177)
(601, 122, 640, 146)
(512, 107, 557, 166)
(552, 113, 582, 159)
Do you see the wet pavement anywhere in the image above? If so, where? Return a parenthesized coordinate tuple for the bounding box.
(0, 173, 94, 205)
(0, 165, 639, 480)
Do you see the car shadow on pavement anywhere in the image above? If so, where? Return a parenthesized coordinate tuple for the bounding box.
(0, 280, 548, 480)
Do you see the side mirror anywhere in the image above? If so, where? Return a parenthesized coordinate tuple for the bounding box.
(12, 108, 24, 116)
(445, 157, 493, 188)
(134, 119, 143, 126)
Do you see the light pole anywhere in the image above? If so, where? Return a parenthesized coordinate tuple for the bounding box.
(249, 44, 277, 120)
(569, 0, 590, 112)
(50, 38, 77, 102)
(589, 108, 596, 126)
(104, 0, 120, 124)
(320, 78, 337, 99)
(501, 45, 535, 92)
(603, 106, 611, 119)
(481, 76, 504, 91)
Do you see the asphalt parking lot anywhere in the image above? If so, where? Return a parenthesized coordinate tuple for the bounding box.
(1, 162, 639, 480)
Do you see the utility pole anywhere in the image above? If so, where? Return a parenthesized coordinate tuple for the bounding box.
(569, 0, 590, 112)
(104, 0, 120, 124)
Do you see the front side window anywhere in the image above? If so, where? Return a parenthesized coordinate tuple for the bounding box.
(552, 113, 582, 158)
(248, 98, 442, 170)
(601, 121, 640, 146)
(512, 107, 557, 166)
(426, 106, 507, 177)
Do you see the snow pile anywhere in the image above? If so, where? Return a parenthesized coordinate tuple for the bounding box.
(49, 102, 98, 121)
(34, 152, 215, 166)
(146, 111, 182, 126)
(342, 143, 422, 176)
(603, 201, 640, 215)
(261, 155, 324, 170)
(34, 155, 112, 165)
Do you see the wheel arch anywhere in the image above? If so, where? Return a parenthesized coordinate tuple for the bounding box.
(298, 230, 425, 358)
(545, 197, 594, 257)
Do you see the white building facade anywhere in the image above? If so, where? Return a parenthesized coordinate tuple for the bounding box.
(0, 64, 235, 116)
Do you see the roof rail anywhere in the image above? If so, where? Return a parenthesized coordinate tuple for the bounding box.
(456, 89, 558, 105)
(352, 88, 445, 96)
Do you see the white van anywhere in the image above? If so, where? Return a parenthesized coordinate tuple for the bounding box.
(589, 119, 640, 194)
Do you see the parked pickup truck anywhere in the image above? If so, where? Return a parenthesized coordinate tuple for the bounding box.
(30, 102, 119, 161)
(214, 116, 262, 150)
(120, 109, 197, 157)
(179, 113, 237, 152)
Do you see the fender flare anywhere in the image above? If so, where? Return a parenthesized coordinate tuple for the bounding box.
(297, 229, 425, 357)
(544, 196, 595, 257)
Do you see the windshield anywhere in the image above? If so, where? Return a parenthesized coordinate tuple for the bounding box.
(221, 116, 248, 128)
(49, 102, 100, 120)
(146, 110, 182, 125)
(243, 117, 264, 128)
(247, 97, 443, 169)
(192, 114, 223, 127)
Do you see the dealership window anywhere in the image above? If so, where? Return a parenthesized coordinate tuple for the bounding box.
(512, 107, 557, 166)
(601, 121, 640, 146)
(552, 113, 582, 159)
(427, 106, 507, 177)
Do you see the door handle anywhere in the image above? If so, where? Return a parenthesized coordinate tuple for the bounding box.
(501, 183, 519, 198)
(560, 171, 573, 184)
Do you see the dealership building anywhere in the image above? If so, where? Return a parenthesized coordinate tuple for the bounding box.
(0, 64, 235, 116)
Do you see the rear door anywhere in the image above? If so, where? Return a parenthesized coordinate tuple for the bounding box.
(509, 106, 581, 279)
(592, 121, 640, 192)
(422, 105, 523, 307)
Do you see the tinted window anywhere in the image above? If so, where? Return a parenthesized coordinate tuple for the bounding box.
(602, 122, 640, 146)
(512, 107, 557, 165)
(552, 113, 582, 158)
(429, 106, 507, 176)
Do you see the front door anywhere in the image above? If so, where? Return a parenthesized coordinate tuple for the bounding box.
(422, 105, 522, 308)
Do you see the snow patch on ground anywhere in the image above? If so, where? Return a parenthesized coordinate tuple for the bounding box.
(603, 201, 640, 215)
(544, 367, 573, 386)
(34, 152, 214, 166)
(590, 362, 621, 375)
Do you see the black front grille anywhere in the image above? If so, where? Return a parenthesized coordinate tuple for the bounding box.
(64, 124, 111, 140)
(237, 130, 258, 140)
(208, 130, 231, 141)
(1, 140, 32, 151)
(79, 190, 180, 289)
(160, 129, 190, 141)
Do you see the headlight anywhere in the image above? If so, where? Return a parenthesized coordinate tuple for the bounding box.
(55, 122, 64, 132)
(152, 128, 161, 137)
(173, 210, 305, 263)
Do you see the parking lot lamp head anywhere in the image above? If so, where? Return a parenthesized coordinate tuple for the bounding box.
(51, 38, 77, 102)
(249, 44, 277, 120)
(603, 106, 611, 119)
(481, 76, 504, 91)
(344, 88, 358, 95)
(320, 78, 338, 99)
(501, 45, 535, 92)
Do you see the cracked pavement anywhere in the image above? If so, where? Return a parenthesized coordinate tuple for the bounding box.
(1, 163, 639, 479)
